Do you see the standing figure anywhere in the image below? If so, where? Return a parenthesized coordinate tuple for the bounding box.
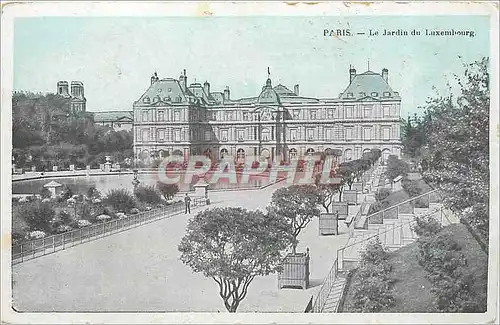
(184, 193, 191, 214)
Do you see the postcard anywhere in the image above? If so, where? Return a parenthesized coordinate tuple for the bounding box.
(1, 1, 498, 324)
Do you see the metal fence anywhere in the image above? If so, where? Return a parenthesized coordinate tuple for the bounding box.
(311, 258, 339, 312)
(11, 201, 196, 265)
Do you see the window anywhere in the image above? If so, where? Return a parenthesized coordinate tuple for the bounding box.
(243, 112, 249, 121)
(158, 110, 165, 121)
(220, 148, 229, 159)
(158, 129, 165, 141)
(289, 148, 297, 159)
(383, 127, 390, 140)
(391, 105, 397, 116)
(293, 110, 300, 119)
(363, 127, 372, 140)
(224, 111, 233, 121)
(174, 110, 180, 121)
(383, 92, 391, 97)
(346, 105, 354, 118)
(310, 110, 317, 120)
(363, 105, 373, 118)
(290, 129, 297, 141)
(383, 105, 390, 117)
(221, 130, 228, 142)
(371, 92, 379, 97)
(262, 129, 270, 141)
(237, 149, 245, 159)
(345, 127, 353, 140)
(325, 128, 333, 140)
(174, 129, 181, 142)
(142, 111, 149, 122)
(142, 129, 149, 141)
(237, 130, 245, 141)
(204, 131, 211, 141)
(306, 148, 315, 155)
(307, 128, 315, 140)
(327, 109, 335, 119)
(143, 96, 151, 104)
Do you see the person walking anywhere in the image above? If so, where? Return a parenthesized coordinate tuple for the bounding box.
(184, 193, 191, 214)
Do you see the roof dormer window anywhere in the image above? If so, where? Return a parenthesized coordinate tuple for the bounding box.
(383, 92, 391, 97)
(143, 96, 151, 104)
(359, 92, 366, 97)
(347, 93, 354, 98)
(371, 92, 379, 97)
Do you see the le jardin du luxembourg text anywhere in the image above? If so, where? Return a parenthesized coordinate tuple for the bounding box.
(324, 28, 476, 38)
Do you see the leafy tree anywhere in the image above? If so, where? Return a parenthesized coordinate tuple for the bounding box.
(39, 187, 52, 199)
(420, 58, 489, 241)
(385, 155, 409, 185)
(268, 185, 320, 254)
(178, 207, 292, 312)
(156, 182, 179, 201)
(19, 201, 55, 232)
(314, 174, 343, 213)
(86, 186, 101, 200)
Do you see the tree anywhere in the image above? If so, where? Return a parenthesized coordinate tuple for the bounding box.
(178, 207, 292, 312)
(156, 182, 179, 201)
(104, 189, 136, 212)
(314, 174, 343, 213)
(420, 57, 489, 241)
(385, 155, 409, 185)
(267, 185, 320, 254)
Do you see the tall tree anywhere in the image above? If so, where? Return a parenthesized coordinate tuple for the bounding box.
(421, 57, 489, 241)
(267, 185, 320, 254)
(178, 207, 292, 312)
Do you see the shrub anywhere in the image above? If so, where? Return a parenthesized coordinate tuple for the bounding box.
(156, 182, 179, 201)
(368, 200, 390, 214)
(402, 179, 422, 198)
(134, 185, 163, 205)
(39, 187, 52, 199)
(351, 276, 396, 312)
(104, 189, 136, 212)
(59, 210, 73, 224)
(417, 233, 466, 276)
(411, 215, 442, 237)
(86, 186, 101, 200)
(375, 188, 391, 202)
(19, 201, 55, 232)
(59, 185, 73, 201)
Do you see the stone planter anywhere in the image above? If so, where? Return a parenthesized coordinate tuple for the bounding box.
(343, 190, 358, 205)
(319, 213, 339, 235)
(278, 250, 310, 290)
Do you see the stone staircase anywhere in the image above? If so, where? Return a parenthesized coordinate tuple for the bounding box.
(320, 275, 347, 312)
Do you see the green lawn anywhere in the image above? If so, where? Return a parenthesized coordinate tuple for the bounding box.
(340, 223, 488, 313)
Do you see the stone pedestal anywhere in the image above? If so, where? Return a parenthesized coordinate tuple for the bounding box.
(104, 162, 112, 173)
(44, 181, 63, 198)
(52, 166, 58, 172)
(69, 164, 75, 171)
(193, 179, 209, 198)
(86, 165, 91, 171)
(31, 166, 36, 172)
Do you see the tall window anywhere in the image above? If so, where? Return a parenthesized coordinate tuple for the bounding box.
(142, 129, 149, 141)
(243, 112, 249, 121)
(174, 110, 180, 121)
(174, 129, 181, 142)
(345, 127, 353, 140)
(289, 148, 297, 159)
(307, 128, 315, 140)
(327, 109, 335, 119)
(204, 131, 211, 141)
(142, 111, 149, 122)
(221, 130, 228, 142)
(237, 130, 245, 141)
(383, 127, 390, 140)
(325, 128, 333, 140)
(346, 106, 354, 118)
(220, 148, 229, 159)
(158, 129, 165, 141)
(363, 105, 373, 118)
(290, 129, 297, 141)
(383, 105, 391, 117)
(310, 110, 317, 120)
(262, 129, 270, 141)
(363, 127, 372, 140)
(293, 110, 300, 119)
(237, 148, 245, 159)
(158, 110, 165, 121)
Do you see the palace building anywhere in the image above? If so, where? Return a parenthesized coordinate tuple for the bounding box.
(132, 67, 402, 164)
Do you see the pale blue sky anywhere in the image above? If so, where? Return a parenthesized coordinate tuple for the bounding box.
(13, 16, 490, 117)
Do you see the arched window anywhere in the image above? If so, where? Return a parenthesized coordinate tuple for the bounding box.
(261, 128, 270, 141)
(143, 96, 151, 104)
(172, 149, 183, 157)
(260, 149, 270, 159)
(237, 148, 245, 160)
(344, 148, 353, 161)
(220, 148, 229, 159)
(306, 148, 315, 156)
(289, 148, 297, 159)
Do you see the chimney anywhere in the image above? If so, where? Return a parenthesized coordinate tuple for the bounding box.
(204, 81, 210, 95)
(294, 84, 299, 96)
(382, 68, 388, 83)
(57, 81, 69, 97)
(223, 86, 230, 101)
(182, 69, 187, 91)
(349, 66, 356, 83)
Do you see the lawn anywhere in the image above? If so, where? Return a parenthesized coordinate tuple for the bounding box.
(340, 223, 488, 312)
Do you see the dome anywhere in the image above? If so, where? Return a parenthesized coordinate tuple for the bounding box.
(257, 78, 281, 105)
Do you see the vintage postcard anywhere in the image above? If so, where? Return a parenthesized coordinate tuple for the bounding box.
(1, 1, 498, 324)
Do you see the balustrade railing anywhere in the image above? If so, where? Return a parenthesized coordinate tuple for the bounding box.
(11, 201, 195, 265)
(312, 258, 339, 313)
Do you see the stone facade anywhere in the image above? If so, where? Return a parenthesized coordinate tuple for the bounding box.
(133, 67, 402, 163)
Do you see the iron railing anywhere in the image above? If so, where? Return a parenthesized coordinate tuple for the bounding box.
(312, 258, 339, 312)
(11, 200, 202, 265)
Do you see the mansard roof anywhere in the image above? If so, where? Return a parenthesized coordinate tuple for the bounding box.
(340, 70, 400, 101)
(135, 78, 189, 106)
